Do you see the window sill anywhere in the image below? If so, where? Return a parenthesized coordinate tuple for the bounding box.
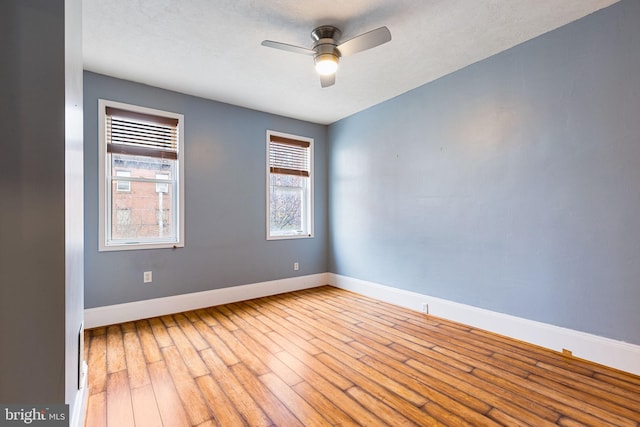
(99, 241, 184, 252)
(266, 234, 314, 241)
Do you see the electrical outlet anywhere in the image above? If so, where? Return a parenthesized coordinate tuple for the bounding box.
(421, 303, 429, 314)
(294, 262, 299, 271)
(143, 271, 152, 283)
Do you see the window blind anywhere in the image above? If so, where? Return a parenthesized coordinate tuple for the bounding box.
(269, 134, 310, 177)
(106, 106, 179, 160)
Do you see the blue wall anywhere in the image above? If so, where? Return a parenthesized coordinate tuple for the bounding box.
(328, 0, 640, 345)
(85, 1, 640, 347)
(84, 72, 328, 308)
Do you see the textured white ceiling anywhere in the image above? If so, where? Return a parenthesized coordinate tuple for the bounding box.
(83, 0, 619, 125)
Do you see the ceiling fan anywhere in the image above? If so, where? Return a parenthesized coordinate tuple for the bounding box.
(261, 25, 392, 88)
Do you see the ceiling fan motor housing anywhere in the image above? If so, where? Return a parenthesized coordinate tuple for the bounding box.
(311, 25, 341, 65)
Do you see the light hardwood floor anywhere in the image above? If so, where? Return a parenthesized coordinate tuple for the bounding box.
(84, 285, 640, 426)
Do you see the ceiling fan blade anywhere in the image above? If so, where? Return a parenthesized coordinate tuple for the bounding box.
(320, 73, 335, 88)
(337, 26, 391, 57)
(261, 40, 315, 56)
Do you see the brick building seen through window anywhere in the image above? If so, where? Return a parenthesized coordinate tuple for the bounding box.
(111, 157, 173, 240)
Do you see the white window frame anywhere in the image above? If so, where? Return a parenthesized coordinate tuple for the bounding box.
(266, 130, 314, 240)
(98, 99, 185, 251)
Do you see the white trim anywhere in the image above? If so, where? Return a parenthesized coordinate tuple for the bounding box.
(266, 129, 314, 241)
(328, 273, 640, 376)
(69, 361, 88, 427)
(84, 271, 640, 376)
(84, 273, 328, 328)
(98, 99, 185, 252)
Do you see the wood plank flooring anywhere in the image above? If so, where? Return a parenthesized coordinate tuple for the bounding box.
(84, 285, 640, 426)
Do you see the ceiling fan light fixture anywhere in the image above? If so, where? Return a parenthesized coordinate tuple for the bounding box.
(314, 53, 338, 75)
(262, 25, 391, 87)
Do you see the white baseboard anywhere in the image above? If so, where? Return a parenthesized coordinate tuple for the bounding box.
(69, 361, 88, 427)
(328, 273, 640, 376)
(84, 273, 328, 328)
(84, 271, 640, 376)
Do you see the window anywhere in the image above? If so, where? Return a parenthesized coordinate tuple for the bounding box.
(266, 130, 313, 239)
(115, 170, 131, 192)
(99, 99, 184, 251)
(155, 173, 169, 194)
